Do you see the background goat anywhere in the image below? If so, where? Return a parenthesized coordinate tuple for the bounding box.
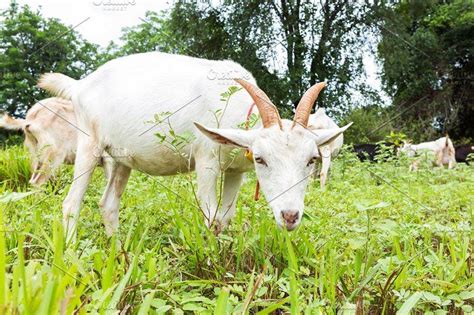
(0, 98, 77, 185)
(400, 136, 456, 170)
(353, 142, 399, 162)
(307, 108, 343, 189)
(455, 145, 474, 164)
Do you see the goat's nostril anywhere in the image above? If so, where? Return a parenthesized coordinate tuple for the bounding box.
(281, 210, 299, 225)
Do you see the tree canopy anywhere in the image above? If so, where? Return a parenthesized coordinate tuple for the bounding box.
(114, 1, 378, 118)
(378, 0, 474, 141)
(0, 2, 103, 116)
(1, 0, 473, 142)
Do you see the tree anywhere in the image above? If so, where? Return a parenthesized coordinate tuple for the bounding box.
(116, 1, 378, 118)
(263, 0, 376, 115)
(113, 3, 289, 115)
(377, 0, 474, 141)
(0, 2, 103, 116)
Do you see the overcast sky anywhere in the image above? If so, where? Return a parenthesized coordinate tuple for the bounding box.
(1, 0, 385, 101)
(1, 0, 170, 46)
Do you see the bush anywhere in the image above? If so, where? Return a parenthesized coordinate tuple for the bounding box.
(340, 106, 394, 144)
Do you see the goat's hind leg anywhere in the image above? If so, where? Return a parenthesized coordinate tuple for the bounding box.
(99, 161, 131, 236)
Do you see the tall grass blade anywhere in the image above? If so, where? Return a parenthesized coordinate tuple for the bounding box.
(284, 231, 299, 314)
(397, 292, 422, 315)
(214, 287, 229, 315)
(0, 204, 5, 307)
(17, 235, 31, 313)
(255, 297, 289, 315)
(137, 292, 155, 315)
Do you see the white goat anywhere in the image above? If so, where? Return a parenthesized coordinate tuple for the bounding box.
(400, 136, 456, 170)
(0, 98, 77, 185)
(308, 108, 343, 189)
(38, 52, 351, 239)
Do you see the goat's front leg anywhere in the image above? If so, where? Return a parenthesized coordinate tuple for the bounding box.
(434, 150, 444, 168)
(216, 172, 244, 232)
(195, 156, 220, 228)
(63, 139, 98, 242)
(448, 159, 456, 169)
(409, 159, 419, 171)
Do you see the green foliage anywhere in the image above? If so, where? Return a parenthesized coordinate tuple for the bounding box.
(377, 0, 474, 140)
(219, 86, 241, 103)
(237, 113, 260, 130)
(340, 105, 393, 144)
(152, 115, 196, 156)
(385, 131, 407, 147)
(0, 2, 104, 117)
(0, 144, 473, 313)
(116, 1, 379, 117)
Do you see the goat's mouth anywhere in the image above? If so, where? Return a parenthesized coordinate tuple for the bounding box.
(285, 221, 300, 231)
(277, 218, 301, 231)
(276, 222, 300, 231)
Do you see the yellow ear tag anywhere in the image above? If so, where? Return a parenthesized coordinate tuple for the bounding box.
(245, 150, 253, 161)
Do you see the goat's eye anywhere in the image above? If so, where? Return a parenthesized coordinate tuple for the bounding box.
(307, 156, 318, 166)
(254, 156, 267, 166)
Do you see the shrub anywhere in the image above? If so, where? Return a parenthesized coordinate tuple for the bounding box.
(340, 106, 394, 144)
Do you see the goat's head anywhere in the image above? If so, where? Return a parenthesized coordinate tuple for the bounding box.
(195, 79, 351, 230)
(23, 105, 75, 186)
(23, 121, 57, 186)
(399, 141, 416, 157)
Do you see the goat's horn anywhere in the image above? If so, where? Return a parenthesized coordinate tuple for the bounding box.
(293, 82, 327, 128)
(235, 79, 282, 129)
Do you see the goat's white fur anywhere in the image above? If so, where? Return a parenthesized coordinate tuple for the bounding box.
(38, 52, 349, 238)
(307, 108, 344, 189)
(400, 136, 456, 170)
(0, 114, 25, 130)
(0, 98, 77, 185)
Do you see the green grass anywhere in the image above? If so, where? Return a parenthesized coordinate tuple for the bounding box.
(0, 145, 473, 314)
(0, 145, 31, 189)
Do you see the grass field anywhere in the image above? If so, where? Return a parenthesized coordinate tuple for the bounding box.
(0, 145, 473, 314)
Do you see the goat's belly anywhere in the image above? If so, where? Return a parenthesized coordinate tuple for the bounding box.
(106, 143, 195, 176)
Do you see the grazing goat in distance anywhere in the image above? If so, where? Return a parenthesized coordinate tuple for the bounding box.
(400, 136, 456, 170)
(0, 98, 77, 185)
(353, 143, 398, 162)
(38, 52, 351, 239)
(307, 108, 344, 189)
(455, 145, 474, 164)
(353, 143, 379, 162)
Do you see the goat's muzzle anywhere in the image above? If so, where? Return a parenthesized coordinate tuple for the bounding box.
(281, 210, 300, 231)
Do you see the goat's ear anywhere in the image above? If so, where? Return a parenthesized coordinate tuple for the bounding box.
(312, 122, 352, 146)
(194, 122, 255, 149)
